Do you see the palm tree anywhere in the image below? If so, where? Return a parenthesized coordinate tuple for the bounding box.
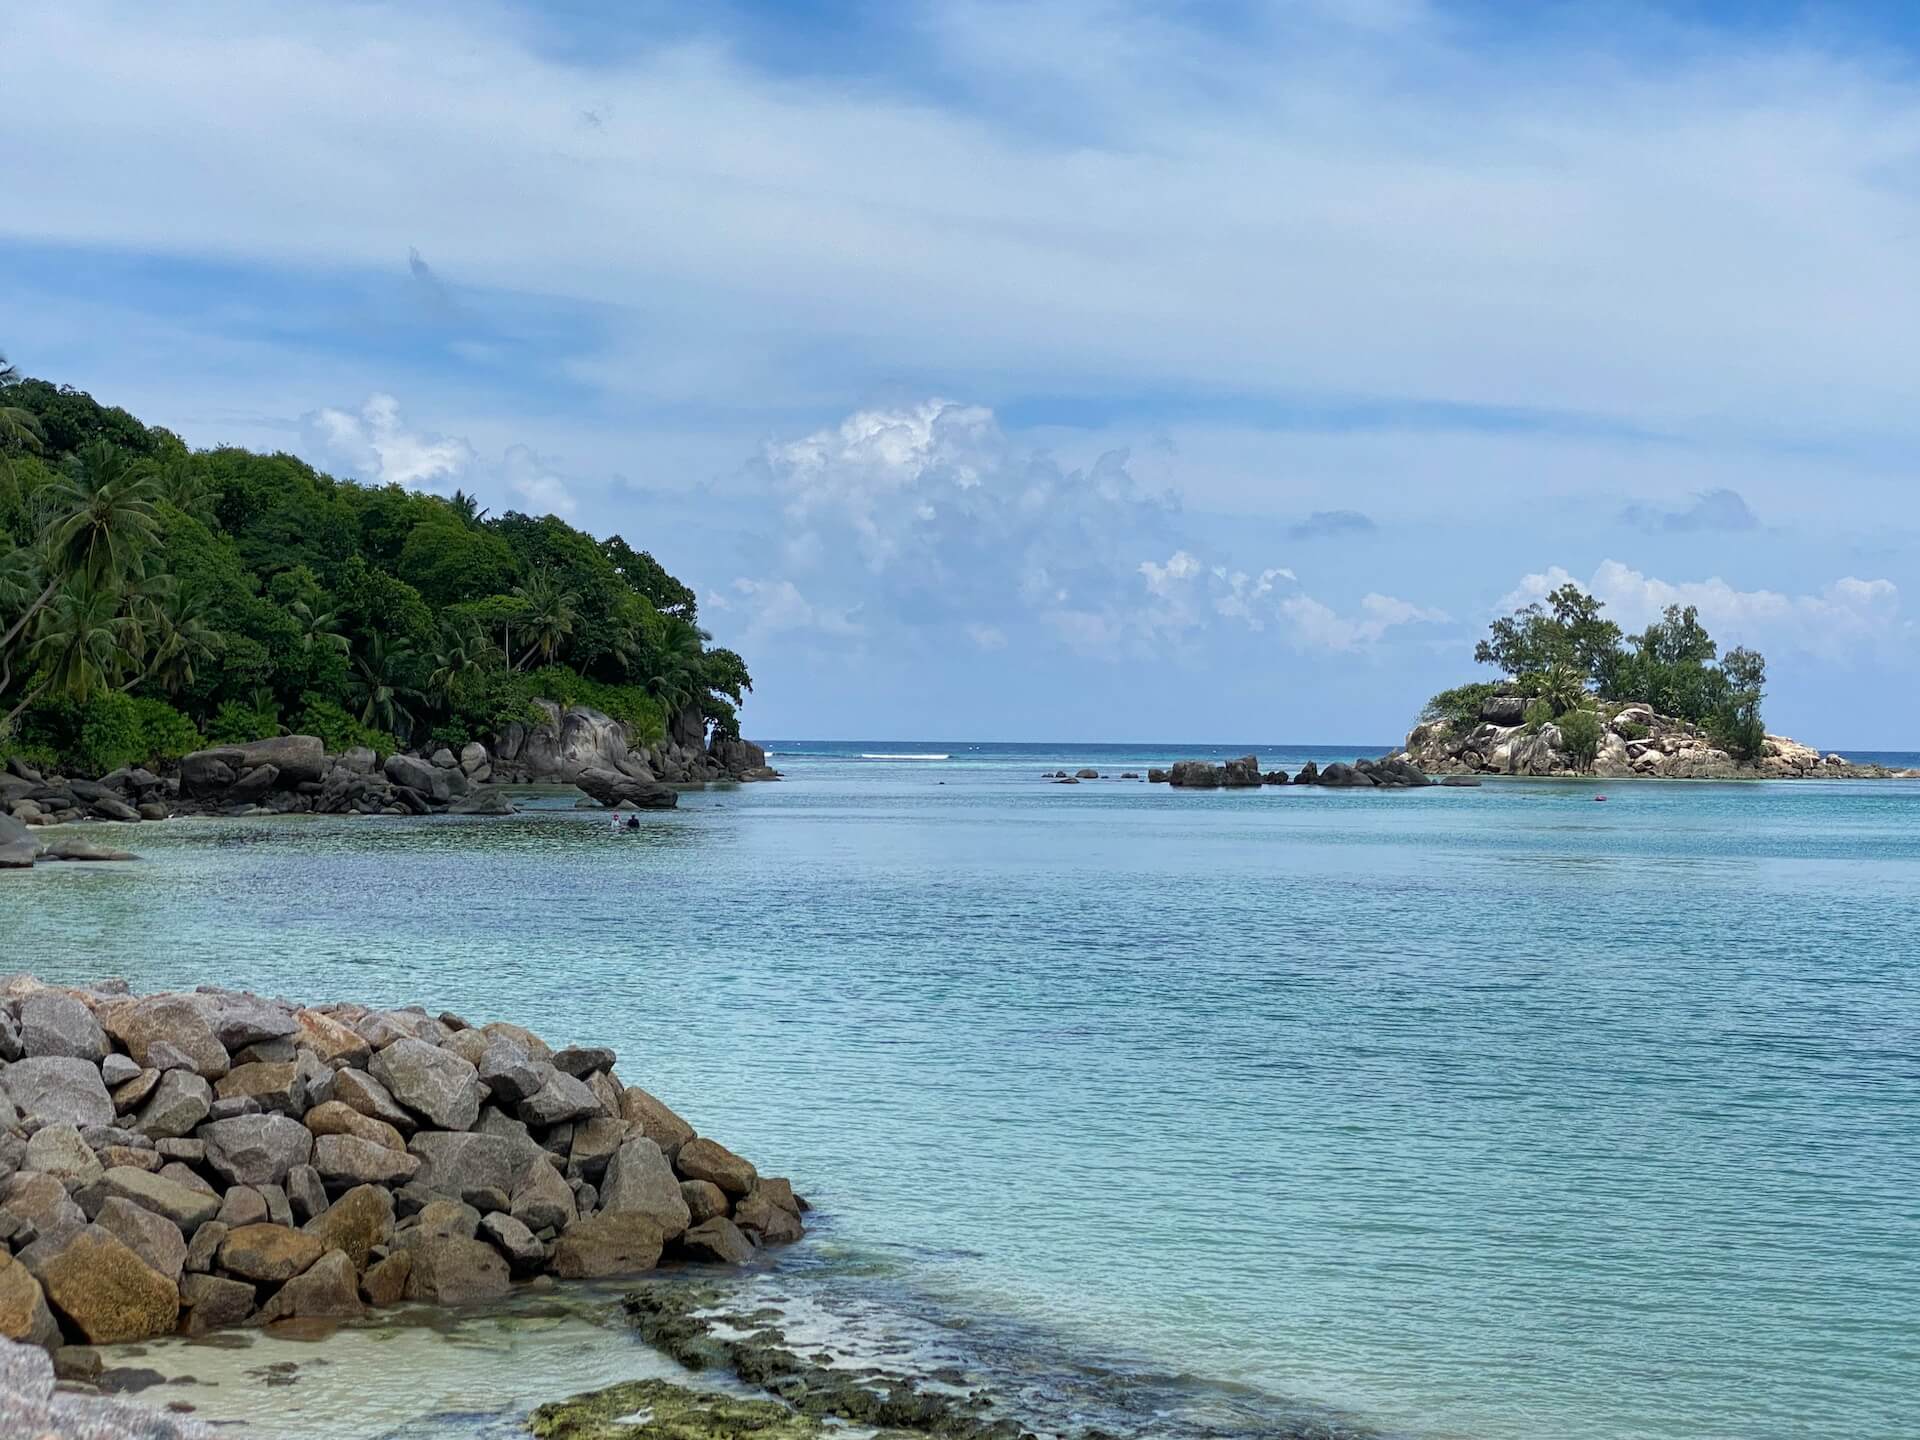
(154, 456, 216, 525)
(446, 489, 490, 527)
(510, 569, 578, 669)
(427, 619, 491, 703)
(0, 355, 42, 468)
(36, 441, 163, 590)
(349, 631, 423, 739)
(289, 598, 350, 660)
(643, 616, 706, 713)
(6, 579, 132, 724)
(128, 587, 221, 698)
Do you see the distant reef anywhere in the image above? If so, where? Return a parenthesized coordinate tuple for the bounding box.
(1401, 694, 1916, 780)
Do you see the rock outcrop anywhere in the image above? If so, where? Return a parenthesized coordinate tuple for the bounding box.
(1159, 754, 1432, 789)
(492, 700, 779, 790)
(0, 976, 808, 1355)
(1402, 694, 1917, 780)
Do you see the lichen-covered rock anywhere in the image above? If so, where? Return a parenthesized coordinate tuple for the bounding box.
(257, 1249, 364, 1322)
(370, 1037, 482, 1131)
(396, 1232, 510, 1303)
(527, 1378, 822, 1440)
(217, 1222, 325, 1283)
(302, 1183, 393, 1271)
(0, 1254, 57, 1347)
(18, 1223, 180, 1343)
(179, 1272, 256, 1334)
(550, 1211, 665, 1279)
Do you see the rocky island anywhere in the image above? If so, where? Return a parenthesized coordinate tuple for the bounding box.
(0, 973, 806, 1434)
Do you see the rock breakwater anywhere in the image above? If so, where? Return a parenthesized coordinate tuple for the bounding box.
(1146, 755, 1433, 788)
(0, 975, 806, 1368)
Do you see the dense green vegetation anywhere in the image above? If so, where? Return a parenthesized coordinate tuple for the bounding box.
(0, 361, 749, 773)
(1424, 581, 1768, 762)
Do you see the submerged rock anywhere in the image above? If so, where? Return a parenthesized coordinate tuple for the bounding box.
(528, 1377, 824, 1440)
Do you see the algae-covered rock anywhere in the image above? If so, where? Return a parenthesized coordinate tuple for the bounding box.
(528, 1378, 823, 1440)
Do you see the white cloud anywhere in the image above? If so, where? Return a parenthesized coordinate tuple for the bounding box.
(965, 623, 1008, 651)
(728, 578, 860, 640)
(301, 393, 474, 492)
(1501, 560, 1902, 653)
(1132, 547, 1443, 652)
(502, 444, 576, 518)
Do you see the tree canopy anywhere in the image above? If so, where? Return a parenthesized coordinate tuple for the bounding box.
(1437, 582, 1767, 760)
(0, 364, 750, 774)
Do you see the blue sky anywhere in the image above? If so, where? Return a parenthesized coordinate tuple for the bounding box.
(6, 1, 1920, 746)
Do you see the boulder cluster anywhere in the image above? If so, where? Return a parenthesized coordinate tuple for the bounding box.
(492, 700, 779, 807)
(1148, 755, 1434, 789)
(0, 976, 805, 1359)
(1402, 695, 1913, 780)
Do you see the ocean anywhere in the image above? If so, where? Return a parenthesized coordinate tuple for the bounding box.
(6, 740, 1919, 1440)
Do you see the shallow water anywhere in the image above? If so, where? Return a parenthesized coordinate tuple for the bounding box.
(8, 740, 1920, 1440)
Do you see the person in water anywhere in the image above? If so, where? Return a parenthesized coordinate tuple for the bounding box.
(610, 811, 622, 831)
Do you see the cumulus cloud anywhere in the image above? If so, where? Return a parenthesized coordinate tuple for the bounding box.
(502, 444, 576, 518)
(1134, 549, 1444, 652)
(1502, 560, 1901, 653)
(727, 578, 860, 640)
(301, 393, 474, 491)
(1287, 510, 1377, 541)
(1619, 488, 1760, 534)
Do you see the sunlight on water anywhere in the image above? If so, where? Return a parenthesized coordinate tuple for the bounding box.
(8, 743, 1920, 1440)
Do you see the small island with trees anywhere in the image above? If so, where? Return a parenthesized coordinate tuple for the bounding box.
(1404, 582, 1902, 779)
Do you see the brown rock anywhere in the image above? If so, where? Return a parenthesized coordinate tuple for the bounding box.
(677, 1216, 755, 1265)
(599, 1137, 691, 1238)
(111, 1068, 161, 1114)
(313, 1133, 421, 1188)
(331, 1068, 415, 1131)
(97, 1145, 159, 1173)
(755, 1177, 804, 1217)
(19, 1223, 180, 1342)
(3, 1172, 86, 1241)
(304, 1099, 405, 1152)
(0, 1251, 58, 1347)
(217, 1222, 325, 1283)
(397, 1233, 510, 1303)
(733, 1190, 805, 1245)
(216, 1186, 269, 1228)
(679, 1180, 730, 1225)
(294, 1009, 372, 1068)
(302, 1184, 394, 1271)
(258, 1249, 364, 1322)
(360, 1251, 412, 1305)
(79, 1166, 220, 1233)
(619, 1085, 695, 1153)
(550, 1211, 664, 1279)
(674, 1137, 756, 1197)
(179, 1272, 256, 1333)
(103, 995, 230, 1078)
(509, 1157, 577, 1233)
(480, 1019, 552, 1062)
(215, 1061, 302, 1115)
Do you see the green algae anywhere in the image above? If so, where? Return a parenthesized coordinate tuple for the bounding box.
(526, 1379, 823, 1440)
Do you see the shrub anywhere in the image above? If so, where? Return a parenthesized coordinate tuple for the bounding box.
(1522, 698, 1555, 733)
(1708, 708, 1767, 764)
(1420, 681, 1501, 734)
(296, 697, 396, 758)
(128, 698, 203, 764)
(206, 700, 281, 746)
(1617, 720, 1650, 742)
(1558, 706, 1604, 771)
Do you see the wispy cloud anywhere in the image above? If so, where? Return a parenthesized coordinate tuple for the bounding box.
(1620, 488, 1759, 534)
(1287, 510, 1376, 540)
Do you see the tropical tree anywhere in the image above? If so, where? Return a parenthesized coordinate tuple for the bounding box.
(8, 579, 132, 723)
(446, 489, 491, 527)
(0, 355, 44, 486)
(130, 587, 222, 698)
(511, 569, 579, 668)
(349, 630, 423, 739)
(40, 441, 164, 588)
(643, 616, 706, 713)
(427, 618, 492, 703)
(289, 597, 350, 659)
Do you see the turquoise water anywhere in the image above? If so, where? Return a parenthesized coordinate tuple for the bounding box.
(6, 740, 1920, 1440)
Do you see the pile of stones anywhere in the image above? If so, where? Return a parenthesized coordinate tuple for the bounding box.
(0, 976, 805, 1356)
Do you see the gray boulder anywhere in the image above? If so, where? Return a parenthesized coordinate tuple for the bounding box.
(369, 1037, 482, 1131)
(18, 993, 109, 1062)
(134, 1070, 213, 1139)
(598, 1137, 691, 1238)
(0, 1057, 113, 1128)
(1167, 759, 1223, 788)
(383, 754, 449, 803)
(573, 767, 678, 810)
(199, 1114, 314, 1188)
(407, 1132, 514, 1206)
(517, 1070, 602, 1126)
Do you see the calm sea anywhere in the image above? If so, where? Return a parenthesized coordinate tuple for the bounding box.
(6, 739, 1919, 1440)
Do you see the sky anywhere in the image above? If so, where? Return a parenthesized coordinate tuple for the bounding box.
(5, 1, 1920, 746)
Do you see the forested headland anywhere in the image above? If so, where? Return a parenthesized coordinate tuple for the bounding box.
(0, 359, 748, 776)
